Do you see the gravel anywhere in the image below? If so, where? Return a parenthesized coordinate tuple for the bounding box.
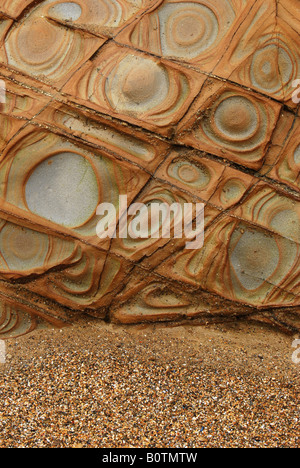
(0, 318, 299, 448)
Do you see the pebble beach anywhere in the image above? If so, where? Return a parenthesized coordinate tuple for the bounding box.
(0, 318, 299, 448)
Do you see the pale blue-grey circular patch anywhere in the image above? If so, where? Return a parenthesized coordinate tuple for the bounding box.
(231, 230, 279, 290)
(49, 2, 82, 21)
(25, 152, 99, 228)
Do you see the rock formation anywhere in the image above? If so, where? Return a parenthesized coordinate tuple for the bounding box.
(0, 0, 299, 337)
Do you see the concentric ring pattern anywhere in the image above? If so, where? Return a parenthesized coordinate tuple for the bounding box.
(0, 0, 299, 334)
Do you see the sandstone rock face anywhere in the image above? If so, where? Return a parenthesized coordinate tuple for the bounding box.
(0, 0, 299, 337)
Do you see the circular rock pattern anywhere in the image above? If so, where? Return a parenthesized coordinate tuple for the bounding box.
(106, 56, 169, 114)
(220, 179, 247, 207)
(25, 152, 99, 228)
(0, 224, 49, 272)
(214, 96, 259, 140)
(250, 43, 294, 95)
(168, 159, 211, 189)
(5, 9, 85, 83)
(231, 230, 280, 291)
(159, 3, 219, 59)
(196, 90, 274, 165)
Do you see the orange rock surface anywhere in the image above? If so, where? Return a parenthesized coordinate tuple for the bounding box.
(0, 0, 299, 337)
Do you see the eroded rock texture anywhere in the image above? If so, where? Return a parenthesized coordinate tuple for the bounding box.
(0, 0, 299, 337)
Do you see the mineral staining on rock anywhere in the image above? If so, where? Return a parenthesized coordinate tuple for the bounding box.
(0, 0, 299, 337)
